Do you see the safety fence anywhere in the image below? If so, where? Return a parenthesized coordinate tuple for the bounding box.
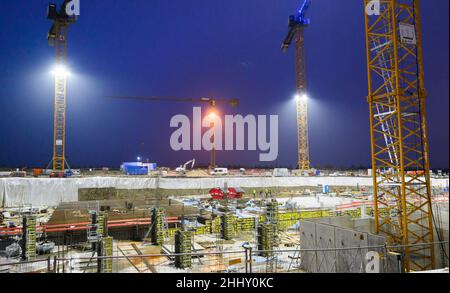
(1, 242, 447, 274)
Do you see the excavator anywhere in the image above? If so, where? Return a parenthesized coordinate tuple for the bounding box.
(175, 159, 196, 176)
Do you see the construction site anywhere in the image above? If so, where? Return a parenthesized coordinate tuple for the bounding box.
(0, 0, 449, 274)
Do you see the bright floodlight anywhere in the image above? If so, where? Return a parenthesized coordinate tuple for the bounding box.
(137, 156, 141, 161)
(295, 94, 308, 102)
(51, 65, 70, 77)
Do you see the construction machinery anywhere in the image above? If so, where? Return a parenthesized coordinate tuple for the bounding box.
(176, 159, 196, 175)
(111, 96, 239, 168)
(282, 0, 311, 171)
(47, 0, 77, 172)
(364, 0, 435, 271)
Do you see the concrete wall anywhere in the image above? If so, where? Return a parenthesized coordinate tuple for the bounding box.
(434, 203, 449, 269)
(1, 176, 448, 207)
(300, 218, 398, 273)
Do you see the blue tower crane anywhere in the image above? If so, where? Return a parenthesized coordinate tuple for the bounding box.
(282, 0, 312, 170)
(282, 0, 311, 51)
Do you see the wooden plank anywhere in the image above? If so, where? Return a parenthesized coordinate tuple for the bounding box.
(229, 258, 242, 265)
(131, 243, 157, 273)
(118, 246, 141, 273)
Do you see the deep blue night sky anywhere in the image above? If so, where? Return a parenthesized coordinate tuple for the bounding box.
(0, 0, 448, 169)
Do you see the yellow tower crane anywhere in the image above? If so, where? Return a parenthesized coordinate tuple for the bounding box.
(282, 0, 312, 170)
(364, 0, 435, 271)
(46, 1, 77, 172)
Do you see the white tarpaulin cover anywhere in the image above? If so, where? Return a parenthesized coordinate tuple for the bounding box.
(0, 177, 448, 207)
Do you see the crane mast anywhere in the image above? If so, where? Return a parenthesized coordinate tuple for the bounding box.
(282, 0, 311, 170)
(47, 1, 77, 171)
(364, 0, 435, 271)
(294, 28, 310, 171)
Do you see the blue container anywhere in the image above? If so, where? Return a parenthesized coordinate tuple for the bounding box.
(122, 162, 148, 175)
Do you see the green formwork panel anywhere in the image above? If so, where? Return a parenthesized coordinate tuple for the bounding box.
(151, 208, 165, 246)
(175, 230, 192, 269)
(257, 223, 276, 257)
(101, 237, 113, 273)
(235, 217, 255, 232)
(212, 217, 221, 234)
(266, 200, 279, 225)
(97, 212, 108, 237)
(221, 214, 235, 240)
(24, 216, 37, 260)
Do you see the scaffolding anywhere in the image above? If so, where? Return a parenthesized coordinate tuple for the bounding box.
(266, 200, 279, 225)
(22, 215, 37, 260)
(265, 200, 279, 242)
(174, 230, 193, 269)
(87, 211, 107, 243)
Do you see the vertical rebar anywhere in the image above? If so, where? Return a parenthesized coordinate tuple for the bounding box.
(53, 255, 57, 273)
(249, 248, 253, 273)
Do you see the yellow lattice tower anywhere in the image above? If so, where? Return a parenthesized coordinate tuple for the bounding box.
(294, 28, 310, 170)
(364, 0, 435, 271)
(47, 2, 77, 171)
